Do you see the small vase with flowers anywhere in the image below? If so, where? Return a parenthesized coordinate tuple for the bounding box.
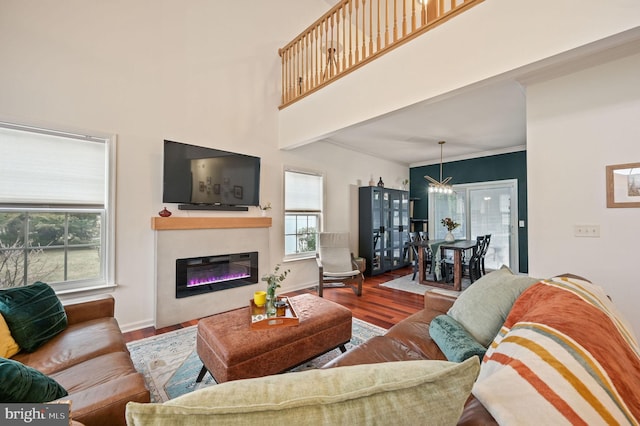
(441, 217, 460, 242)
(261, 264, 289, 317)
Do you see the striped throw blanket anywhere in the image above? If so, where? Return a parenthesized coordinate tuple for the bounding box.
(473, 276, 640, 425)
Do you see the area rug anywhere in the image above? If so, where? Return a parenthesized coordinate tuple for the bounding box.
(380, 274, 468, 297)
(127, 317, 386, 403)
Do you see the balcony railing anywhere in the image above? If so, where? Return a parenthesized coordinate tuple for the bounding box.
(278, 0, 484, 108)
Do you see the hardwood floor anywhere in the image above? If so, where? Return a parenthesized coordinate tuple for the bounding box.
(123, 266, 419, 343)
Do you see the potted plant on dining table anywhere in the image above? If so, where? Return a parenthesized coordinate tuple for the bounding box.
(441, 217, 460, 242)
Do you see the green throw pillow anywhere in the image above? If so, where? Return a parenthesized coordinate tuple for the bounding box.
(429, 315, 486, 363)
(0, 282, 67, 352)
(447, 266, 539, 347)
(126, 357, 480, 426)
(0, 357, 68, 402)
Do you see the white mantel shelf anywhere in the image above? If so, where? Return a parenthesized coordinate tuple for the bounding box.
(151, 216, 272, 231)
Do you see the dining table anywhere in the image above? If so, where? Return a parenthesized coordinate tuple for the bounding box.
(439, 240, 478, 291)
(414, 239, 478, 291)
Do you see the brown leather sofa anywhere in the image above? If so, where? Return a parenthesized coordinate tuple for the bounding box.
(323, 291, 496, 425)
(11, 295, 150, 426)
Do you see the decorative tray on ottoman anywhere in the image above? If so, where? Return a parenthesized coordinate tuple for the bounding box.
(250, 296, 299, 330)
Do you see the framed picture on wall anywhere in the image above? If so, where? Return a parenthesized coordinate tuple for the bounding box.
(233, 185, 243, 199)
(606, 162, 640, 208)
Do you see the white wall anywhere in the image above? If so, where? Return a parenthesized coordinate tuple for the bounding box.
(4, 1, 638, 337)
(280, 0, 640, 148)
(527, 52, 640, 338)
(0, 0, 407, 331)
(275, 0, 640, 337)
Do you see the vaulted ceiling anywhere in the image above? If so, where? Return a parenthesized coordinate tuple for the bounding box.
(320, 79, 527, 166)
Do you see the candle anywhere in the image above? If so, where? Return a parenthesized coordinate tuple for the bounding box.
(253, 291, 266, 307)
(274, 299, 287, 317)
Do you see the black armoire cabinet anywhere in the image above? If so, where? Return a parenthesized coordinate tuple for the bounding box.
(358, 186, 410, 276)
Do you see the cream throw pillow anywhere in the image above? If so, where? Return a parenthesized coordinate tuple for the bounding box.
(126, 357, 480, 426)
(0, 313, 20, 358)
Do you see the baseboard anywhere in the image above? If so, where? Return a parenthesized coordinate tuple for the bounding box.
(120, 319, 155, 333)
(285, 280, 318, 293)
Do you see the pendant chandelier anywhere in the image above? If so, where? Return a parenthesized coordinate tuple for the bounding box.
(424, 141, 453, 194)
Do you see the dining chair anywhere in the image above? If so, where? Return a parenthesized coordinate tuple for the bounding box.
(408, 232, 420, 280)
(441, 235, 485, 284)
(479, 234, 491, 276)
(408, 232, 432, 280)
(421, 235, 434, 277)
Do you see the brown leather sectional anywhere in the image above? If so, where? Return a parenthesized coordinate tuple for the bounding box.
(323, 291, 497, 425)
(11, 295, 149, 426)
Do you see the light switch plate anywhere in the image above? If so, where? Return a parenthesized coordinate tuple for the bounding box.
(574, 225, 600, 237)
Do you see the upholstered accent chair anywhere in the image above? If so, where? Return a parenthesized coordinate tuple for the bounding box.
(316, 232, 363, 297)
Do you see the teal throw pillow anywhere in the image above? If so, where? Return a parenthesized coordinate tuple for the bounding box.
(0, 357, 68, 402)
(0, 282, 67, 352)
(429, 315, 486, 363)
(447, 266, 539, 347)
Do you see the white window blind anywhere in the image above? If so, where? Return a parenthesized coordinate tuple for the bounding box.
(0, 125, 107, 206)
(284, 170, 323, 211)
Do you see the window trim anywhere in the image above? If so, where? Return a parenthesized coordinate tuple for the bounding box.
(0, 121, 116, 293)
(283, 167, 324, 261)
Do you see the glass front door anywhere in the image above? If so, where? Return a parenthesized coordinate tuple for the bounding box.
(468, 186, 513, 270)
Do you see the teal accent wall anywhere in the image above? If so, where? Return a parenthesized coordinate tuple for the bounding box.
(409, 151, 528, 273)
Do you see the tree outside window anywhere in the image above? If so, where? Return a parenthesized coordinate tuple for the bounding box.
(0, 122, 113, 292)
(284, 170, 323, 259)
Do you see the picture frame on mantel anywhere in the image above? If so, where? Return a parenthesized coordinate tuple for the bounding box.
(606, 162, 640, 208)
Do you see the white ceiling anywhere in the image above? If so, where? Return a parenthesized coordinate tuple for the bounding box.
(310, 2, 640, 168)
(314, 0, 527, 167)
(320, 79, 527, 166)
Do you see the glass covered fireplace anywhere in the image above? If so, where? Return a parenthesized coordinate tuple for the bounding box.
(175, 251, 258, 298)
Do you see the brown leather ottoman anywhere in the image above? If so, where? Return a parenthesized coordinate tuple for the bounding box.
(196, 293, 352, 383)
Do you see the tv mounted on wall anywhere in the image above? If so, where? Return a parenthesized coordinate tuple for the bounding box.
(163, 140, 261, 211)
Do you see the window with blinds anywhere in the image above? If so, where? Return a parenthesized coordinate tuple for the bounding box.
(284, 169, 323, 258)
(0, 122, 114, 292)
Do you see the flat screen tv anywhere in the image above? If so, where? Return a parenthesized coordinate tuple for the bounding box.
(163, 140, 260, 210)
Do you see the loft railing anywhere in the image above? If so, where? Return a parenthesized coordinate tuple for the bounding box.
(278, 0, 484, 108)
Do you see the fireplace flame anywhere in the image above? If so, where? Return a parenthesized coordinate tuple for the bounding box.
(187, 272, 251, 288)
